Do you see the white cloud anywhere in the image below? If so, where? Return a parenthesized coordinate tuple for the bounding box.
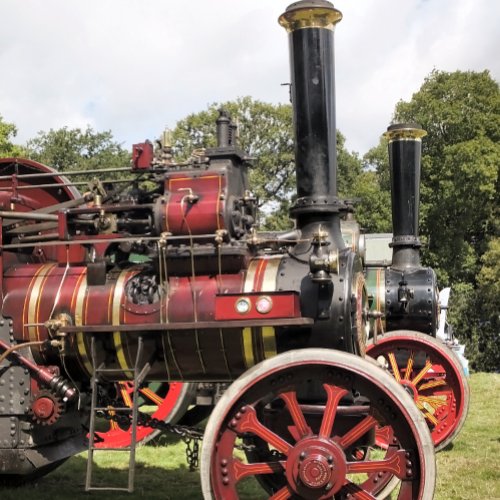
(0, 0, 498, 155)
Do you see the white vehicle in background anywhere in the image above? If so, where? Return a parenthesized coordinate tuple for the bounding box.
(437, 287, 470, 376)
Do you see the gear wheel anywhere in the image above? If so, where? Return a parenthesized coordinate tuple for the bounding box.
(30, 390, 64, 426)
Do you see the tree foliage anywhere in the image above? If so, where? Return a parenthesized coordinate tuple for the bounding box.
(0, 115, 23, 157)
(394, 69, 499, 285)
(25, 126, 130, 173)
(472, 238, 500, 371)
(393, 70, 499, 370)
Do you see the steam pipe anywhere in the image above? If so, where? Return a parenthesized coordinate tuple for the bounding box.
(384, 123, 427, 269)
(279, 1, 344, 225)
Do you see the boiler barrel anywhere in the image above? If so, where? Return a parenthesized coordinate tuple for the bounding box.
(1, 258, 312, 382)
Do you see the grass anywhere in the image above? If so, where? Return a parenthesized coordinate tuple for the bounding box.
(1, 373, 498, 499)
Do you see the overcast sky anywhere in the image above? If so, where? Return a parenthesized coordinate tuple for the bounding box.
(0, 0, 498, 156)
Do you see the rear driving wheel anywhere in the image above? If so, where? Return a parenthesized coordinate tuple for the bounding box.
(93, 381, 196, 448)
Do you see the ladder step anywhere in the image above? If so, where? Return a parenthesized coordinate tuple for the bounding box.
(89, 447, 133, 452)
(86, 487, 133, 492)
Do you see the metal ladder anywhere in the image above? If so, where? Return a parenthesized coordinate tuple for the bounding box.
(85, 334, 151, 492)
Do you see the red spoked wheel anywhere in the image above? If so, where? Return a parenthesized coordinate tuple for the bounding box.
(366, 331, 470, 452)
(93, 382, 196, 448)
(201, 349, 435, 500)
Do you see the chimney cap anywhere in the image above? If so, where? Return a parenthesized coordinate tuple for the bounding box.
(279, 0, 342, 32)
(384, 123, 427, 142)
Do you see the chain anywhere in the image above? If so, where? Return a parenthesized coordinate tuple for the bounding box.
(96, 405, 256, 471)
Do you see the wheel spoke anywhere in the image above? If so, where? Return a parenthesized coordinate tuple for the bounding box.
(110, 419, 120, 431)
(319, 384, 348, 438)
(417, 395, 448, 409)
(411, 359, 432, 386)
(403, 350, 415, 381)
(269, 485, 293, 500)
(138, 387, 164, 406)
(418, 378, 446, 391)
(232, 458, 286, 482)
(346, 449, 408, 479)
(232, 406, 292, 456)
(119, 384, 133, 408)
(374, 425, 395, 447)
(338, 414, 377, 449)
(341, 480, 377, 500)
(415, 401, 439, 426)
(387, 352, 401, 382)
(280, 391, 311, 439)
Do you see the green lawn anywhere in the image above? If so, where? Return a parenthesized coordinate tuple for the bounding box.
(1, 373, 498, 499)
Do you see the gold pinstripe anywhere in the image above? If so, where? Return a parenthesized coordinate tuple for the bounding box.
(26, 263, 56, 342)
(113, 270, 132, 378)
(241, 256, 282, 367)
(261, 326, 277, 359)
(242, 327, 255, 369)
(75, 275, 93, 376)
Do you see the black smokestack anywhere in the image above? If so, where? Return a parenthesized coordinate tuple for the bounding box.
(279, 1, 343, 225)
(385, 123, 427, 269)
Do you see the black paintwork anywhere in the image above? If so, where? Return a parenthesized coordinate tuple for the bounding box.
(288, 25, 344, 222)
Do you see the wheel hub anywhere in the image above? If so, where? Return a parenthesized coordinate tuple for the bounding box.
(300, 455, 331, 488)
(286, 437, 346, 498)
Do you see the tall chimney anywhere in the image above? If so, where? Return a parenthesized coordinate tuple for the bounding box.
(384, 123, 427, 269)
(279, 1, 343, 227)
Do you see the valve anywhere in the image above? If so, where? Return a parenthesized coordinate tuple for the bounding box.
(309, 227, 338, 283)
(398, 275, 414, 312)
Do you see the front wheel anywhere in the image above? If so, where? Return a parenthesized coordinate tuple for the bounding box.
(201, 348, 435, 499)
(366, 331, 470, 451)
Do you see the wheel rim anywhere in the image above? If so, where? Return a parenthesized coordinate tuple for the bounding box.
(93, 382, 191, 448)
(201, 349, 435, 500)
(366, 331, 469, 451)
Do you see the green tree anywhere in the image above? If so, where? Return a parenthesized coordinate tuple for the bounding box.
(359, 140, 392, 233)
(394, 69, 500, 285)
(25, 126, 130, 173)
(471, 237, 500, 371)
(0, 115, 23, 157)
(393, 70, 499, 370)
(24, 126, 132, 196)
(172, 96, 365, 229)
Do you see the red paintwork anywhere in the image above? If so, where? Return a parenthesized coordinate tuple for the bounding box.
(93, 382, 185, 448)
(366, 334, 468, 449)
(31, 396, 56, 420)
(0, 158, 83, 263)
(1, 262, 245, 379)
(132, 142, 154, 169)
(210, 359, 427, 499)
(214, 292, 301, 321)
(163, 173, 226, 235)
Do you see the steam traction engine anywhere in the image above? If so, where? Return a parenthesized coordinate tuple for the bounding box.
(341, 124, 469, 456)
(363, 126, 469, 453)
(0, 1, 469, 498)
